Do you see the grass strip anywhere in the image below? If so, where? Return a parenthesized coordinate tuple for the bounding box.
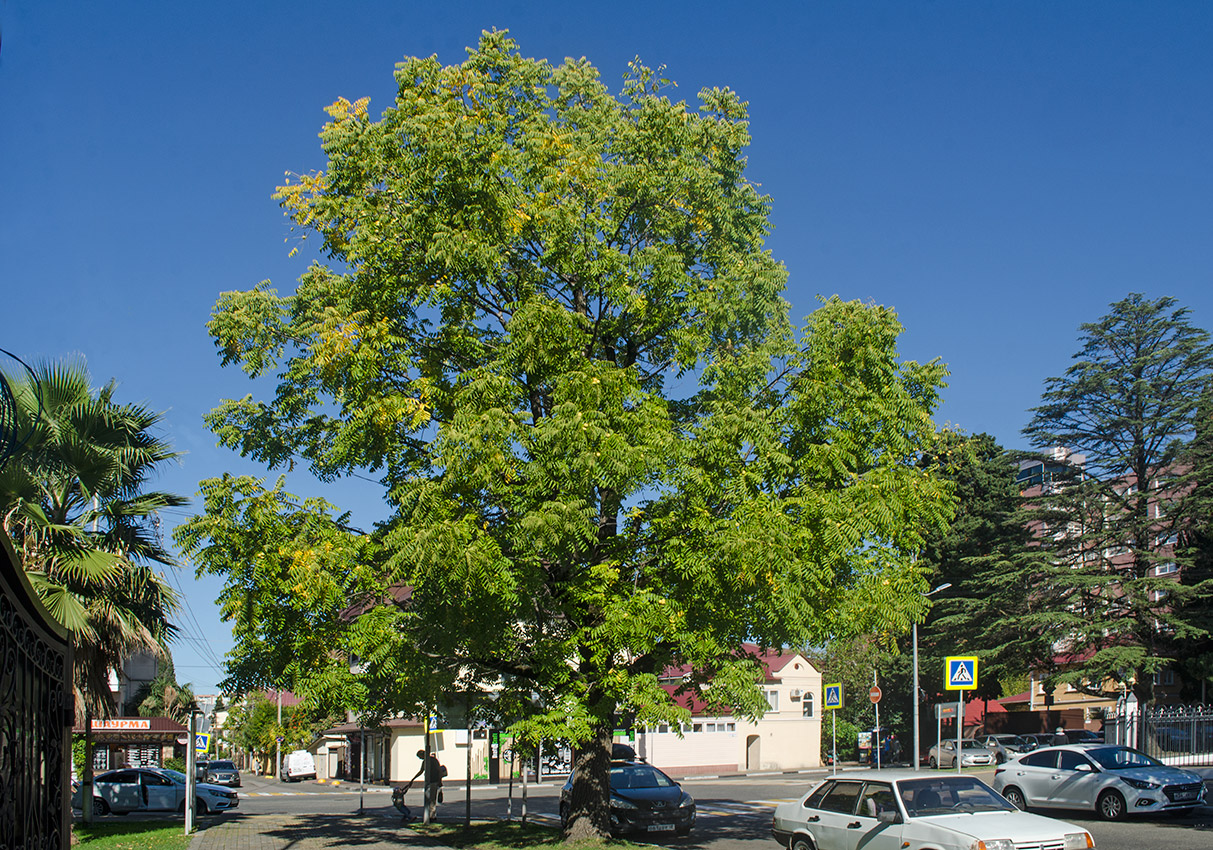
(72, 821, 192, 849)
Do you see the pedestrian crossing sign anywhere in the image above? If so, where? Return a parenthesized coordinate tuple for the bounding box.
(194, 733, 210, 754)
(945, 656, 978, 691)
(823, 683, 844, 711)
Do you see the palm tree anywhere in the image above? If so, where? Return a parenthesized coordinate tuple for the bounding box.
(0, 358, 186, 820)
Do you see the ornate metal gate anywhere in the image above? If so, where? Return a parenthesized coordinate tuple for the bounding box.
(0, 530, 73, 849)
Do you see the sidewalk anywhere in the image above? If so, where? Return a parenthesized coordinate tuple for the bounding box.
(189, 812, 422, 850)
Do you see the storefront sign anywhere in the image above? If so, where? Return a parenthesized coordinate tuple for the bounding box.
(91, 719, 152, 730)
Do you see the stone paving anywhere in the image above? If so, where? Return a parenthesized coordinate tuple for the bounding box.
(189, 812, 423, 850)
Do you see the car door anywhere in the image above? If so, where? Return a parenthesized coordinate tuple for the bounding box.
(1009, 750, 1062, 808)
(846, 782, 903, 850)
(1052, 750, 1103, 808)
(101, 770, 142, 813)
(140, 771, 178, 811)
(812, 780, 865, 850)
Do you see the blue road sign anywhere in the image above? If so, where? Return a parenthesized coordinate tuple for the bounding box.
(945, 656, 978, 691)
(195, 733, 210, 753)
(823, 683, 844, 710)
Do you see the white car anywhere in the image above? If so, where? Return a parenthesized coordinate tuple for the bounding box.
(772, 771, 1094, 850)
(993, 744, 1207, 820)
(928, 738, 995, 768)
(72, 767, 238, 817)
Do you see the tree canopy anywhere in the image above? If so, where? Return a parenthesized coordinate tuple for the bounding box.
(1024, 293, 1213, 702)
(185, 31, 955, 838)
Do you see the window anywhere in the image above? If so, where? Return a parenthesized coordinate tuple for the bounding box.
(819, 781, 863, 814)
(804, 781, 833, 809)
(1058, 751, 1090, 772)
(1153, 668, 1175, 686)
(802, 693, 814, 717)
(1020, 751, 1058, 768)
(706, 723, 716, 732)
(725, 722, 736, 732)
(1156, 562, 1178, 576)
(765, 689, 779, 712)
(859, 782, 897, 819)
(657, 723, 669, 734)
(692, 723, 702, 733)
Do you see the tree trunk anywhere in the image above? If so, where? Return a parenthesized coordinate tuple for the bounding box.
(82, 702, 94, 824)
(561, 722, 613, 840)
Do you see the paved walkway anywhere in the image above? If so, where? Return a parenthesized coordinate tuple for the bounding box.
(189, 813, 424, 850)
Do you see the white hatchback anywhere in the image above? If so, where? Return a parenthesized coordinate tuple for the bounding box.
(772, 770, 1094, 850)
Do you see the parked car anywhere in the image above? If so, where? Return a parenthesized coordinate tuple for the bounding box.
(928, 738, 996, 768)
(993, 744, 1207, 820)
(282, 749, 317, 781)
(1019, 733, 1056, 750)
(771, 770, 1094, 850)
(203, 759, 242, 787)
(1064, 729, 1104, 745)
(560, 759, 695, 836)
(194, 759, 210, 780)
(71, 767, 239, 817)
(976, 734, 1035, 763)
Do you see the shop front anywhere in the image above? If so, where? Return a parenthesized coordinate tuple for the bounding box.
(75, 718, 189, 772)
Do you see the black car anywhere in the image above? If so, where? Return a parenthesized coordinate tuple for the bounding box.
(1064, 729, 1104, 745)
(560, 760, 695, 836)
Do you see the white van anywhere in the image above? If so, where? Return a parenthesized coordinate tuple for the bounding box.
(282, 750, 317, 781)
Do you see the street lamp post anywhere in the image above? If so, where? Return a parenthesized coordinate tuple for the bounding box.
(912, 582, 951, 771)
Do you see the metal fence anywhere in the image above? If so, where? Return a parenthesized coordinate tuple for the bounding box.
(1104, 703, 1213, 767)
(0, 533, 73, 849)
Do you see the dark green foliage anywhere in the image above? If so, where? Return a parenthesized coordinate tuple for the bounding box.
(1024, 294, 1213, 703)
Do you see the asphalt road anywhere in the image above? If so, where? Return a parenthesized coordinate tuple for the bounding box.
(85, 769, 1213, 850)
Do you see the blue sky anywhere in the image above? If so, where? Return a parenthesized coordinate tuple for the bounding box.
(4, 1, 1212, 695)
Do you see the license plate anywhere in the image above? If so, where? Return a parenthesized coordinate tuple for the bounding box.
(648, 824, 676, 832)
(1174, 791, 1196, 801)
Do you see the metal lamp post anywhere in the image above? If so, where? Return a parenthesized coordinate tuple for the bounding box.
(912, 582, 951, 771)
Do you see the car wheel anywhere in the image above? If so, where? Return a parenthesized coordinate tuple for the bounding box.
(196, 798, 209, 815)
(928, 756, 937, 769)
(995, 752, 1006, 764)
(1097, 789, 1126, 821)
(92, 797, 109, 817)
(791, 837, 814, 850)
(559, 802, 569, 829)
(1002, 787, 1027, 810)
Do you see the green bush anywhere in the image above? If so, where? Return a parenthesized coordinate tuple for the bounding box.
(164, 756, 186, 772)
(822, 716, 859, 762)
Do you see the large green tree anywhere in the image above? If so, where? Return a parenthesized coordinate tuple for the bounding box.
(1023, 293, 1213, 704)
(917, 433, 1056, 702)
(189, 32, 954, 838)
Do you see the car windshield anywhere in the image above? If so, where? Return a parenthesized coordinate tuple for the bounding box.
(611, 764, 676, 790)
(1086, 747, 1162, 770)
(209, 761, 236, 770)
(899, 777, 1015, 816)
(160, 769, 187, 785)
(959, 740, 986, 750)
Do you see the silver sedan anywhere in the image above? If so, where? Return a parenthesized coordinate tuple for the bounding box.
(992, 744, 1206, 820)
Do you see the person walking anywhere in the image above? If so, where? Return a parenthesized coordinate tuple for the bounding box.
(1050, 727, 1068, 746)
(412, 749, 446, 820)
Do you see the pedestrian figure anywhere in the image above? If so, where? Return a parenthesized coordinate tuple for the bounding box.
(1050, 727, 1068, 746)
(412, 749, 446, 820)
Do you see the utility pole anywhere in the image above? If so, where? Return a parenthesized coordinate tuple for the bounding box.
(276, 689, 282, 780)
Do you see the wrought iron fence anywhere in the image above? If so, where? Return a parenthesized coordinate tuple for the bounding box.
(1104, 703, 1213, 767)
